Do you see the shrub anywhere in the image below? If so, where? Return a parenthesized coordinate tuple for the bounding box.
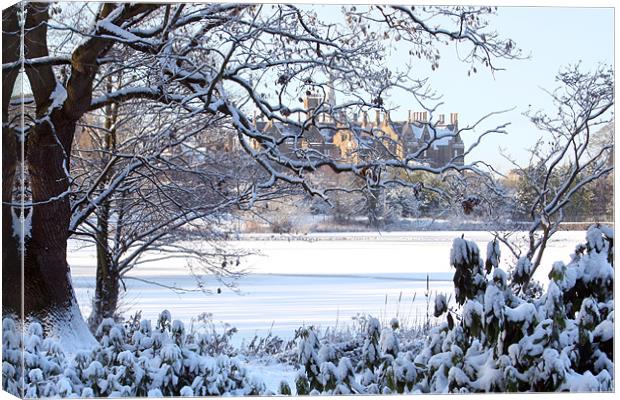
(290, 225, 614, 394)
(414, 225, 614, 393)
(2, 310, 268, 397)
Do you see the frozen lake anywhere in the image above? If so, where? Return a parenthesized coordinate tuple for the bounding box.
(69, 230, 586, 341)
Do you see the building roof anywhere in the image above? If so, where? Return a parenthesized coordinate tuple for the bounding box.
(405, 122, 458, 149)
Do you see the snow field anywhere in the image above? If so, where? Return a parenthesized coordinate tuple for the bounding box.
(69, 231, 585, 343)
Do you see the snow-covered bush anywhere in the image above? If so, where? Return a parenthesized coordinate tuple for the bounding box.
(279, 379, 292, 395)
(358, 317, 381, 373)
(287, 229, 614, 395)
(450, 237, 487, 305)
(414, 225, 614, 393)
(241, 329, 294, 363)
(289, 226, 613, 395)
(295, 326, 322, 392)
(434, 294, 448, 317)
(292, 316, 424, 395)
(2, 316, 23, 396)
(385, 185, 422, 221)
(2, 310, 268, 397)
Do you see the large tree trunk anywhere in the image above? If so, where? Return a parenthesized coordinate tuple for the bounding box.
(21, 112, 97, 349)
(2, 2, 100, 347)
(23, 112, 74, 314)
(1, 123, 21, 317)
(2, 4, 23, 318)
(1, 4, 93, 349)
(366, 186, 384, 228)
(2, 123, 21, 316)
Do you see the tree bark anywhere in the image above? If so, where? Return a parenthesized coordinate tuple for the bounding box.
(88, 77, 120, 331)
(0, 3, 76, 328)
(88, 198, 120, 331)
(2, 4, 23, 317)
(23, 109, 77, 322)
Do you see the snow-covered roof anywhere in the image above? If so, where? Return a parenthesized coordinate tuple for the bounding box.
(406, 122, 457, 149)
(408, 124, 425, 140)
(428, 130, 454, 148)
(273, 122, 300, 137)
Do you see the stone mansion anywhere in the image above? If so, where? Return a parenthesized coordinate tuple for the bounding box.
(252, 90, 465, 168)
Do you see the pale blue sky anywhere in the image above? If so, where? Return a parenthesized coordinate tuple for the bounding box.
(358, 6, 614, 173)
(424, 6, 614, 173)
(311, 4, 613, 172)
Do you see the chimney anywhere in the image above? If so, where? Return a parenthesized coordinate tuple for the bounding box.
(450, 113, 458, 125)
(362, 111, 368, 126)
(375, 110, 381, 125)
(408, 110, 413, 123)
(438, 114, 445, 125)
(422, 111, 428, 123)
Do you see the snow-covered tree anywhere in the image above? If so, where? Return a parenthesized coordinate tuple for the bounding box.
(73, 95, 261, 330)
(3, 3, 520, 338)
(494, 64, 614, 293)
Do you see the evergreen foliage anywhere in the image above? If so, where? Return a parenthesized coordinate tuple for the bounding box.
(2, 310, 267, 397)
(412, 225, 614, 393)
(290, 225, 614, 394)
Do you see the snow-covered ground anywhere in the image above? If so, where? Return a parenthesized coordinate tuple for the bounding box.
(69, 230, 585, 343)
